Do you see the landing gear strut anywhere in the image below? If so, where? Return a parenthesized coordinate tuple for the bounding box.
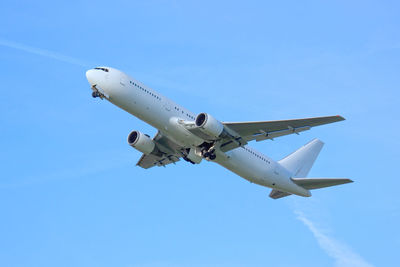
(90, 84, 108, 100)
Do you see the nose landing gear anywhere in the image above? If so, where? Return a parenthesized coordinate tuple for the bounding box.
(90, 85, 109, 100)
(92, 91, 100, 98)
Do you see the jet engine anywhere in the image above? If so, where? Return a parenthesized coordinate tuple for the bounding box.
(195, 113, 224, 139)
(127, 130, 156, 155)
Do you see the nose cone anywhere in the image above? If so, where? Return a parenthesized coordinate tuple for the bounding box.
(86, 67, 113, 99)
(86, 69, 97, 85)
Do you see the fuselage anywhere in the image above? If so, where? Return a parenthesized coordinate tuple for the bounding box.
(86, 67, 310, 197)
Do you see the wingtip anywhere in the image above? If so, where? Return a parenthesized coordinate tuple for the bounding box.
(336, 115, 346, 121)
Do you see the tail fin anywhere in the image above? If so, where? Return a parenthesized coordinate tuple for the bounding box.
(278, 139, 324, 177)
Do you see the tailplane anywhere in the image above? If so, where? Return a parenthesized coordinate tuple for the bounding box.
(291, 178, 353, 190)
(269, 178, 353, 199)
(270, 139, 353, 199)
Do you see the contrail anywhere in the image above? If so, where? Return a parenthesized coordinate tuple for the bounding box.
(294, 210, 374, 267)
(0, 38, 90, 67)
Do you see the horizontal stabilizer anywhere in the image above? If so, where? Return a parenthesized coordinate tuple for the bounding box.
(269, 189, 292, 199)
(292, 178, 353, 190)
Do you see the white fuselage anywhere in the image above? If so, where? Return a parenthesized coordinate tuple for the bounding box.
(86, 67, 310, 197)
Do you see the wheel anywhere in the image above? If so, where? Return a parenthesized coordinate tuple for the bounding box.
(209, 154, 216, 160)
(92, 91, 98, 98)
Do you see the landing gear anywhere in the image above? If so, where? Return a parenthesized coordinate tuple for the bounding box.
(201, 147, 216, 161)
(91, 84, 108, 100)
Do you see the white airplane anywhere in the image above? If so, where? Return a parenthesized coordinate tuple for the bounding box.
(86, 66, 352, 199)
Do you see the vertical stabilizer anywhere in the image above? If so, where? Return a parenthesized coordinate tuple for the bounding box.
(278, 139, 324, 177)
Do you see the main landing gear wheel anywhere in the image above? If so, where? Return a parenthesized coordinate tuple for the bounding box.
(202, 149, 216, 161)
(92, 91, 99, 98)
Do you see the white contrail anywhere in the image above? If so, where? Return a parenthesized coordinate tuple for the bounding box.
(294, 210, 374, 267)
(0, 38, 90, 67)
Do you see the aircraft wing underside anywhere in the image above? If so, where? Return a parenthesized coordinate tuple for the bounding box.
(136, 153, 180, 169)
(219, 115, 345, 152)
(136, 131, 183, 169)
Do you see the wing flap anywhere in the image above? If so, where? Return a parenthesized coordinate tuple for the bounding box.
(137, 153, 180, 169)
(224, 115, 345, 143)
(255, 126, 311, 141)
(135, 131, 183, 169)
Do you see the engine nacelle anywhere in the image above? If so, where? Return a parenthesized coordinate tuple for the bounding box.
(195, 113, 224, 139)
(127, 130, 156, 155)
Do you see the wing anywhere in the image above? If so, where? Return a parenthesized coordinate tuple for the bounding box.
(136, 153, 180, 169)
(220, 115, 344, 152)
(136, 131, 183, 169)
(225, 115, 344, 142)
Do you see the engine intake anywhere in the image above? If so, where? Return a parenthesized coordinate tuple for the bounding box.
(127, 130, 156, 155)
(195, 113, 224, 138)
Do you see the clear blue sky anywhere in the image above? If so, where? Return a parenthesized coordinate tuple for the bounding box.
(1, 1, 399, 266)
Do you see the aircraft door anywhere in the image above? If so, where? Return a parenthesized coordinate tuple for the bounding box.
(163, 98, 172, 111)
(120, 74, 127, 86)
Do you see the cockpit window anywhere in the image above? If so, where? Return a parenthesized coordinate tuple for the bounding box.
(94, 67, 109, 72)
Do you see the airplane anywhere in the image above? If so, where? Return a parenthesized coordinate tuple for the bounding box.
(85, 66, 352, 199)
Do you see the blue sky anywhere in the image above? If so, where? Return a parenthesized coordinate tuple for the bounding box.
(1, 1, 399, 266)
